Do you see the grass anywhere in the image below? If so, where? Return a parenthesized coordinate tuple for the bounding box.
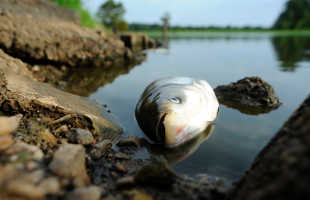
(130, 29, 310, 38)
(50, 0, 97, 28)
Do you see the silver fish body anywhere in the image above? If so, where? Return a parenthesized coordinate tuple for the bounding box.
(135, 77, 219, 148)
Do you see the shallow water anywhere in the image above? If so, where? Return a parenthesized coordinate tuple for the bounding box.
(89, 32, 310, 182)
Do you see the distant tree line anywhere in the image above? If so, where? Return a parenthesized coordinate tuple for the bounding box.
(273, 0, 310, 29)
(129, 23, 267, 31)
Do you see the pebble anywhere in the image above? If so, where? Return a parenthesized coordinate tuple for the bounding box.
(0, 135, 14, 151)
(7, 142, 44, 161)
(115, 152, 131, 160)
(0, 114, 23, 136)
(37, 129, 57, 145)
(135, 157, 177, 186)
(66, 186, 101, 200)
(116, 176, 135, 188)
(117, 136, 141, 148)
(114, 162, 128, 173)
(49, 144, 89, 185)
(70, 128, 95, 145)
(90, 140, 112, 159)
(32, 65, 40, 72)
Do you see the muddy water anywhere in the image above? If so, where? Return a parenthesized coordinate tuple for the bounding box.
(89, 33, 310, 182)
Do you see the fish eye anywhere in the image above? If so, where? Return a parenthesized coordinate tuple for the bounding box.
(169, 97, 181, 104)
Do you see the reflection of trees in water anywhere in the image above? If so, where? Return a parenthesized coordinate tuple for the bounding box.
(64, 59, 145, 97)
(271, 36, 310, 72)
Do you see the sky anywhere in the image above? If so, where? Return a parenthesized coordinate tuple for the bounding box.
(82, 0, 288, 27)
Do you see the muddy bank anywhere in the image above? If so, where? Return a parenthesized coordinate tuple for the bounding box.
(0, 49, 230, 199)
(0, 0, 145, 69)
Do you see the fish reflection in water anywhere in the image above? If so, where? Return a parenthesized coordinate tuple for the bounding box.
(144, 123, 215, 165)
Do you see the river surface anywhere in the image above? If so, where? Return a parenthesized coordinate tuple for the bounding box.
(89, 32, 310, 182)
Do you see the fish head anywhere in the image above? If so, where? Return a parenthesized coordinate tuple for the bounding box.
(156, 84, 215, 147)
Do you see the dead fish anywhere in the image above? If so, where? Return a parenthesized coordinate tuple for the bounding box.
(135, 77, 219, 148)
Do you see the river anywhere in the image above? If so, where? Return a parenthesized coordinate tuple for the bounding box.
(88, 32, 310, 182)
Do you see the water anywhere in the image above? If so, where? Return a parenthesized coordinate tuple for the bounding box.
(86, 32, 309, 182)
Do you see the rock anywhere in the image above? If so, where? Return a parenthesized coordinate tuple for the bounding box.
(231, 95, 310, 200)
(0, 135, 14, 151)
(114, 162, 128, 173)
(38, 177, 60, 195)
(214, 77, 281, 114)
(119, 33, 157, 51)
(117, 136, 142, 148)
(6, 142, 44, 161)
(123, 190, 153, 200)
(49, 144, 90, 186)
(37, 128, 57, 146)
(135, 157, 177, 186)
(0, 0, 131, 68)
(116, 176, 135, 188)
(69, 128, 95, 145)
(0, 50, 123, 143)
(0, 114, 22, 136)
(115, 152, 131, 160)
(90, 139, 112, 159)
(66, 186, 101, 200)
(0, 165, 60, 200)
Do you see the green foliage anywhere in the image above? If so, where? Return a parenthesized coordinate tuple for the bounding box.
(116, 20, 129, 32)
(97, 0, 126, 32)
(50, 0, 97, 28)
(273, 0, 310, 29)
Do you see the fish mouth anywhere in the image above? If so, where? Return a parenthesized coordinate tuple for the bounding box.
(156, 112, 167, 143)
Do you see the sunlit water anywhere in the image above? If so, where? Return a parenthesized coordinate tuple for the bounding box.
(89, 33, 309, 181)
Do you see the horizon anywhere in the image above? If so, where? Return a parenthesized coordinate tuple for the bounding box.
(82, 0, 288, 28)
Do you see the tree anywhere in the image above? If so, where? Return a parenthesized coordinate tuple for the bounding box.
(97, 0, 126, 32)
(161, 12, 171, 31)
(273, 0, 310, 29)
(161, 12, 170, 38)
(116, 20, 129, 32)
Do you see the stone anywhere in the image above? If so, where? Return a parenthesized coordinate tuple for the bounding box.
(214, 77, 281, 114)
(231, 95, 310, 200)
(6, 142, 44, 161)
(0, 135, 14, 151)
(119, 33, 157, 51)
(117, 136, 142, 148)
(0, 164, 60, 199)
(114, 162, 128, 173)
(49, 144, 89, 185)
(90, 139, 112, 159)
(0, 114, 22, 136)
(66, 186, 101, 200)
(116, 176, 135, 188)
(37, 128, 57, 145)
(115, 152, 131, 160)
(123, 190, 153, 200)
(69, 128, 95, 145)
(135, 157, 177, 186)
